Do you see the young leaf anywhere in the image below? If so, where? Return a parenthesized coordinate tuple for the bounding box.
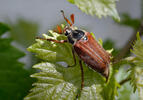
(129, 33, 143, 100)
(128, 66, 143, 100)
(0, 22, 34, 100)
(67, 0, 120, 21)
(25, 30, 116, 100)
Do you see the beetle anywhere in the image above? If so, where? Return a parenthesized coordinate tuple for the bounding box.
(37, 10, 111, 90)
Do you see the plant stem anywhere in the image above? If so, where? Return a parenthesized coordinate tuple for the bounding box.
(113, 0, 143, 62)
(119, 77, 131, 85)
(113, 23, 143, 62)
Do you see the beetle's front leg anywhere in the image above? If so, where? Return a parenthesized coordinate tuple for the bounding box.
(36, 37, 67, 43)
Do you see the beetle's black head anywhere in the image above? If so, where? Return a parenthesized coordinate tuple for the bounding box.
(64, 27, 85, 44)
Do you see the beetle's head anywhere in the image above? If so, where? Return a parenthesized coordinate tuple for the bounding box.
(64, 27, 85, 39)
(61, 10, 87, 44)
(63, 26, 86, 44)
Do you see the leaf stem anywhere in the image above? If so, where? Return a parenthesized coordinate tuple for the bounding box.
(112, 57, 135, 67)
(119, 77, 131, 85)
(113, 0, 143, 62)
(113, 23, 143, 63)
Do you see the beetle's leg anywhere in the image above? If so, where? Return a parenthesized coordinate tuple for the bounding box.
(68, 48, 76, 67)
(79, 60, 84, 90)
(36, 37, 67, 43)
(75, 60, 84, 99)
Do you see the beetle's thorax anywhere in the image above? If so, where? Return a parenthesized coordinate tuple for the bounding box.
(64, 26, 85, 45)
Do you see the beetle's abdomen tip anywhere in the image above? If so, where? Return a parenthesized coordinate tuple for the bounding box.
(103, 67, 109, 82)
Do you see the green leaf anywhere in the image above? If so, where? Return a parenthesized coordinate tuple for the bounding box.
(128, 66, 143, 100)
(27, 31, 74, 66)
(0, 23, 34, 100)
(116, 66, 139, 100)
(67, 0, 120, 21)
(25, 62, 105, 100)
(0, 23, 10, 36)
(118, 83, 132, 100)
(26, 30, 117, 100)
(129, 33, 143, 100)
(130, 33, 143, 67)
(116, 67, 131, 100)
(118, 82, 139, 100)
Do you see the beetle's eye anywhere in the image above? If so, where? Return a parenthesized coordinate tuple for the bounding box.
(83, 36, 88, 41)
(65, 31, 69, 36)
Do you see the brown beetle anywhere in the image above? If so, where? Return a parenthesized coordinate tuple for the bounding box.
(37, 10, 111, 90)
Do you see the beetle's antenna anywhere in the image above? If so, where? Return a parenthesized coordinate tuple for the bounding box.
(61, 10, 72, 26)
(70, 14, 74, 24)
